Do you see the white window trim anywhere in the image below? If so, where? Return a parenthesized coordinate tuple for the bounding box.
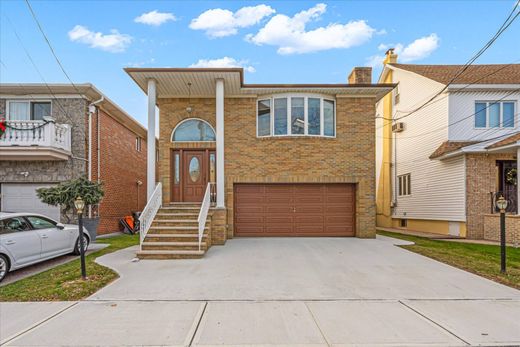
(398, 173, 411, 197)
(170, 117, 216, 143)
(256, 93, 336, 138)
(474, 100, 516, 130)
(6, 100, 53, 121)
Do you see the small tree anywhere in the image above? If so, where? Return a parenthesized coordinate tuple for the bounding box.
(37, 177, 104, 222)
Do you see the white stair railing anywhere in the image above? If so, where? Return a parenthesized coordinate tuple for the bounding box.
(197, 182, 214, 251)
(139, 182, 162, 250)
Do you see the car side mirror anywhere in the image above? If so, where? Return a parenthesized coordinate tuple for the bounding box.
(56, 223, 65, 230)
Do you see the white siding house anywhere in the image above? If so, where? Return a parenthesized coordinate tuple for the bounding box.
(375, 51, 520, 239)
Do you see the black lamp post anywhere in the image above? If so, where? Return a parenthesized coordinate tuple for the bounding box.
(496, 195, 508, 273)
(74, 196, 87, 279)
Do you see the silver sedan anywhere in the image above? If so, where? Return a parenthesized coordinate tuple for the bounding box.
(0, 212, 90, 282)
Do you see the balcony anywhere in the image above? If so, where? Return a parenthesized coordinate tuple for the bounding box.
(0, 120, 72, 161)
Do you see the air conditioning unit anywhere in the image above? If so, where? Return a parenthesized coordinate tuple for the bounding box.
(392, 122, 405, 133)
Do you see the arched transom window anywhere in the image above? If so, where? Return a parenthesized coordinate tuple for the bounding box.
(171, 118, 216, 142)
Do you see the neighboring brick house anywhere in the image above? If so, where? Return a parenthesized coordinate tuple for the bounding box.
(125, 67, 395, 259)
(0, 84, 148, 235)
(375, 49, 520, 243)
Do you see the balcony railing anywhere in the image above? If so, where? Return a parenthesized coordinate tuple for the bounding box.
(0, 120, 71, 152)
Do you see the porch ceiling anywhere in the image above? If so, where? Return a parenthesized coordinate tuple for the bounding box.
(125, 68, 395, 100)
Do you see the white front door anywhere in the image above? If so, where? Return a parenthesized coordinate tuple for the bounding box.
(0, 216, 41, 266)
(1, 184, 60, 221)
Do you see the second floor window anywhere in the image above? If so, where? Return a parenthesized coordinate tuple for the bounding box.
(475, 101, 515, 128)
(7, 101, 51, 121)
(398, 173, 411, 196)
(257, 95, 335, 137)
(136, 137, 142, 152)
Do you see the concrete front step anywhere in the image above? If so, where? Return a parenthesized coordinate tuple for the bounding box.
(141, 241, 208, 251)
(148, 226, 209, 234)
(159, 206, 201, 212)
(137, 249, 205, 260)
(155, 213, 199, 220)
(145, 233, 208, 242)
(151, 220, 209, 227)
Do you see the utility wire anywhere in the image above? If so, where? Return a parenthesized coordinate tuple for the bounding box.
(376, 88, 520, 140)
(378, 1, 520, 125)
(24, 0, 85, 99)
(2, 13, 86, 138)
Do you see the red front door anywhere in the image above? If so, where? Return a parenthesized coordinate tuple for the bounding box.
(172, 150, 215, 202)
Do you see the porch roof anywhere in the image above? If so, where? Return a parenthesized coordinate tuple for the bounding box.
(124, 67, 396, 101)
(430, 132, 520, 159)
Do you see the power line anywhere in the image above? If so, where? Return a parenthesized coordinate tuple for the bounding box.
(24, 0, 85, 99)
(2, 13, 86, 138)
(386, 1, 519, 124)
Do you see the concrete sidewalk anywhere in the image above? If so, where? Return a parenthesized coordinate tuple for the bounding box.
(2, 236, 520, 346)
(2, 299, 520, 346)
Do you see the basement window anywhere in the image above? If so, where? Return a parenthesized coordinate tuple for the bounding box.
(257, 94, 335, 138)
(399, 219, 407, 228)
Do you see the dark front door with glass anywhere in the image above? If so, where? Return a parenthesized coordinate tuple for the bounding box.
(172, 149, 215, 202)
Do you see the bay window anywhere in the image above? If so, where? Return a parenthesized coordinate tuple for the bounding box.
(257, 94, 336, 137)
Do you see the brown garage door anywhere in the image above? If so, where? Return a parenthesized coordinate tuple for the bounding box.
(234, 183, 355, 237)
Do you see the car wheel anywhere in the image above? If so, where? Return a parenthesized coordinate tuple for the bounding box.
(0, 255, 9, 283)
(73, 234, 90, 255)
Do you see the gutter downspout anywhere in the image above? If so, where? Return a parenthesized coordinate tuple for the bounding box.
(88, 96, 104, 218)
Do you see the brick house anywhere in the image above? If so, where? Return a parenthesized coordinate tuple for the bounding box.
(125, 67, 395, 259)
(375, 49, 520, 244)
(0, 84, 148, 235)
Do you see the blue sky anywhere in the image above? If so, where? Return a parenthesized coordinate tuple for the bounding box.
(1, 0, 519, 126)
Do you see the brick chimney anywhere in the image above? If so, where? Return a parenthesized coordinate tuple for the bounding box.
(348, 67, 372, 84)
(383, 48, 398, 65)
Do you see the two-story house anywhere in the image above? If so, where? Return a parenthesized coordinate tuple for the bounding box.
(0, 83, 148, 235)
(127, 67, 395, 259)
(376, 49, 520, 243)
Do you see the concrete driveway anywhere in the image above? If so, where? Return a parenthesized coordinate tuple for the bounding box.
(3, 236, 520, 346)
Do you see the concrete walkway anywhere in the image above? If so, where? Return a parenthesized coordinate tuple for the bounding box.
(2, 236, 520, 346)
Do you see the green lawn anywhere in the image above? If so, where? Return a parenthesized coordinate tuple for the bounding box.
(0, 234, 139, 302)
(378, 230, 520, 290)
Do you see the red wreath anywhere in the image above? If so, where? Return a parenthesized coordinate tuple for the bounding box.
(0, 118, 6, 137)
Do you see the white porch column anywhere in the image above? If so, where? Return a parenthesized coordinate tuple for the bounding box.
(216, 78, 225, 208)
(147, 79, 157, 200)
(517, 147, 520, 215)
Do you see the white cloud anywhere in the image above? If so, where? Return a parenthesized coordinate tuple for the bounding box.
(189, 57, 256, 73)
(68, 25, 132, 53)
(365, 33, 440, 67)
(135, 10, 176, 26)
(189, 4, 275, 38)
(399, 33, 440, 62)
(246, 3, 376, 55)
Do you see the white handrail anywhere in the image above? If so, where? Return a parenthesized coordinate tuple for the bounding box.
(197, 183, 214, 251)
(138, 182, 162, 250)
